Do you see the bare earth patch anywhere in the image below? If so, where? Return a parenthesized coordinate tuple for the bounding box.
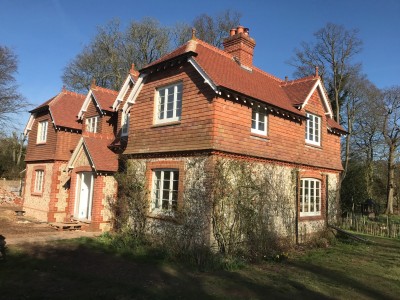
(0, 204, 99, 245)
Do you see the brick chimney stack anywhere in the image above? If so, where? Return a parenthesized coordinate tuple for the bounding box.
(223, 25, 256, 67)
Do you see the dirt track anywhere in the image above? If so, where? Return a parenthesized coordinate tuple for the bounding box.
(0, 204, 99, 245)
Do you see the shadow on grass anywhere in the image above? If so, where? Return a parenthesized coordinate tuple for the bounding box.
(1, 238, 334, 300)
(1, 240, 212, 299)
(286, 260, 397, 300)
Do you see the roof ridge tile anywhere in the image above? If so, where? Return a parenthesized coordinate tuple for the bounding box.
(92, 85, 118, 95)
(61, 89, 86, 99)
(280, 75, 318, 86)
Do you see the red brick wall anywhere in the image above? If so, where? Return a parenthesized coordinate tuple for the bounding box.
(25, 111, 82, 162)
(82, 99, 115, 136)
(212, 88, 342, 171)
(25, 111, 57, 161)
(54, 130, 81, 161)
(125, 64, 215, 154)
(124, 61, 342, 171)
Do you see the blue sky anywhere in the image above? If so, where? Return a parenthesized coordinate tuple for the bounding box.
(1, 0, 399, 132)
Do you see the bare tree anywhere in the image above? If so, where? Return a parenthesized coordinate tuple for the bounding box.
(169, 22, 192, 48)
(192, 10, 241, 48)
(380, 86, 400, 214)
(125, 17, 169, 69)
(0, 131, 26, 178)
(289, 23, 362, 123)
(63, 12, 242, 92)
(0, 46, 29, 130)
(350, 79, 382, 198)
(63, 20, 131, 92)
(63, 18, 170, 93)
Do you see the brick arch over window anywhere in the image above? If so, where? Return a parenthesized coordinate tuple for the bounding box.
(146, 160, 185, 216)
(31, 165, 46, 196)
(297, 170, 327, 221)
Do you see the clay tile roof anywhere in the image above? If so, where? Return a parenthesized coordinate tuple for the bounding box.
(29, 97, 55, 112)
(281, 76, 319, 106)
(144, 41, 194, 69)
(83, 136, 118, 172)
(144, 39, 303, 116)
(91, 86, 118, 112)
(327, 117, 347, 133)
(194, 40, 303, 115)
(30, 90, 85, 130)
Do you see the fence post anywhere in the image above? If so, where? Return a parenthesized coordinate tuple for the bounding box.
(387, 215, 389, 237)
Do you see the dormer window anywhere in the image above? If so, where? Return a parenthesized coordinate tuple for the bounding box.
(86, 116, 99, 133)
(37, 120, 48, 143)
(251, 107, 267, 135)
(121, 112, 130, 136)
(155, 83, 182, 124)
(305, 113, 321, 146)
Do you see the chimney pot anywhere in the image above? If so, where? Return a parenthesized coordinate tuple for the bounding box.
(315, 66, 319, 77)
(223, 25, 256, 68)
(285, 76, 288, 82)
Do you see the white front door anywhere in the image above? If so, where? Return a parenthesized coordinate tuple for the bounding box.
(75, 172, 94, 220)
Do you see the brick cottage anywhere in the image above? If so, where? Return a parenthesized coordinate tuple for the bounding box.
(23, 26, 345, 242)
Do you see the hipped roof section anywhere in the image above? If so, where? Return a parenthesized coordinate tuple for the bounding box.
(141, 38, 345, 132)
(28, 89, 85, 131)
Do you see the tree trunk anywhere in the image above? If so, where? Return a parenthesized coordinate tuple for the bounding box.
(16, 134, 25, 166)
(385, 145, 395, 214)
(365, 140, 374, 199)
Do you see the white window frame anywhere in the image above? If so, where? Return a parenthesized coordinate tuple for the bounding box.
(37, 120, 48, 143)
(34, 170, 44, 193)
(86, 116, 99, 133)
(251, 107, 267, 135)
(151, 169, 179, 213)
(305, 112, 321, 146)
(121, 112, 130, 136)
(155, 83, 182, 124)
(300, 178, 321, 217)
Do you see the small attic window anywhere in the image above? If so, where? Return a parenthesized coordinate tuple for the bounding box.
(86, 116, 99, 133)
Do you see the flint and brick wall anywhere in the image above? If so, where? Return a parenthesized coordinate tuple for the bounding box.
(23, 162, 54, 221)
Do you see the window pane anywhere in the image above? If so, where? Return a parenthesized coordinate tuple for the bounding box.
(306, 113, 321, 145)
(156, 83, 182, 122)
(158, 92, 165, 119)
(300, 179, 321, 216)
(162, 200, 169, 210)
(259, 121, 265, 131)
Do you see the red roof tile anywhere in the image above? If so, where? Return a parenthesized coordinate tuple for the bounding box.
(83, 136, 118, 172)
(145, 43, 191, 68)
(281, 76, 319, 106)
(144, 40, 303, 116)
(327, 117, 346, 133)
(30, 89, 85, 130)
(91, 86, 118, 112)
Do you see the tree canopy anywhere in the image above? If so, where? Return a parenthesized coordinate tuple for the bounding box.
(289, 23, 362, 123)
(0, 46, 29, 131)
(62, 11, 241, 93)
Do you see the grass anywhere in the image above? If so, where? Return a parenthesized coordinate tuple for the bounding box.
(1, 234, 399, 299)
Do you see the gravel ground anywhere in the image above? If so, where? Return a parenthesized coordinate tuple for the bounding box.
(0, 204, 100, 245)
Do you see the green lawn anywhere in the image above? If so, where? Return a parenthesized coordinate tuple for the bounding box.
(1, 234, 399, 299)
